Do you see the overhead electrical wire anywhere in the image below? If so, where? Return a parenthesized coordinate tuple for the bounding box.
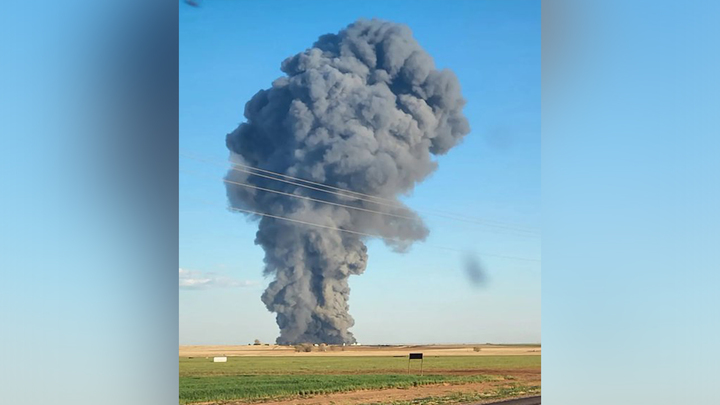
(181, 169, 419, 222)
(190, 197, 541, 263)
(182, 169, 539, 239)
(180, 151, 540, 236)
(182, 150, 536, 231)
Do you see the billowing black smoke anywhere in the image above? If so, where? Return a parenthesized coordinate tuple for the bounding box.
(225, 19, 470, 344)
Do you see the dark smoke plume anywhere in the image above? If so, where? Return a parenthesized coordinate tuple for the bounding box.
(225, 19, 470, 344)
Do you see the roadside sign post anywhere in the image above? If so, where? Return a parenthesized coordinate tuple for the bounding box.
(408, 353, 424, 375)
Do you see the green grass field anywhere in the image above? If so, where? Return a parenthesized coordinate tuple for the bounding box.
(180, 355, 539, 376)
(181, 374, 497, 404)
(179, 356, 539, 404)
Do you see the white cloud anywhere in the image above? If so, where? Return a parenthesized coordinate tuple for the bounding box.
(179, 268, 257, 290)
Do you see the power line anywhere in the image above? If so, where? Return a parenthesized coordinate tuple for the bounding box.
(182, 169, 420, 222)
(191, 153, 394, 204)
(190, 198, 541, 263)
(182, 152, 404, 210)
(180, 151, 541, 236)
(211, 199, 379, 238)
(182, 169, 539, 239)
(217, 152, 538, 232)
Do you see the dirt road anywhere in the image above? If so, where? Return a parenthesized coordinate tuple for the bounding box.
(482, 396, 541, 405)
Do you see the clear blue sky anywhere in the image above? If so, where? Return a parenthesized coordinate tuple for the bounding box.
(179, 0, 540, 345)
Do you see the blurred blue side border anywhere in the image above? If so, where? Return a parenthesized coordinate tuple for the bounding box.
(542, 0, 719, 404)
(1, 1, 178, 404)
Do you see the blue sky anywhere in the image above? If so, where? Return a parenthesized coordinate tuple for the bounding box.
(179, 0, 540, 345)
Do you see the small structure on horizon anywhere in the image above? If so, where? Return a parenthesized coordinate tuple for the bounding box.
(213, 356, 227, 363)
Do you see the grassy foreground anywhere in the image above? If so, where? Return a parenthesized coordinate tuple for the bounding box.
(181, 374, 496, 404)
(179, 356, 540, 404)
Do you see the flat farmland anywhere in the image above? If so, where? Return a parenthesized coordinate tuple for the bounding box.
(179, 345, 540, 405)
(180, 344, 540, 358)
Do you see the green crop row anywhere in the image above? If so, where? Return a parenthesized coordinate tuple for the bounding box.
(180, 374, 496, 404)
(179, 355, 540, 377)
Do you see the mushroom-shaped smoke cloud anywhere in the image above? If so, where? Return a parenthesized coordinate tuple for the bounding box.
(225, 19, 470, 344)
